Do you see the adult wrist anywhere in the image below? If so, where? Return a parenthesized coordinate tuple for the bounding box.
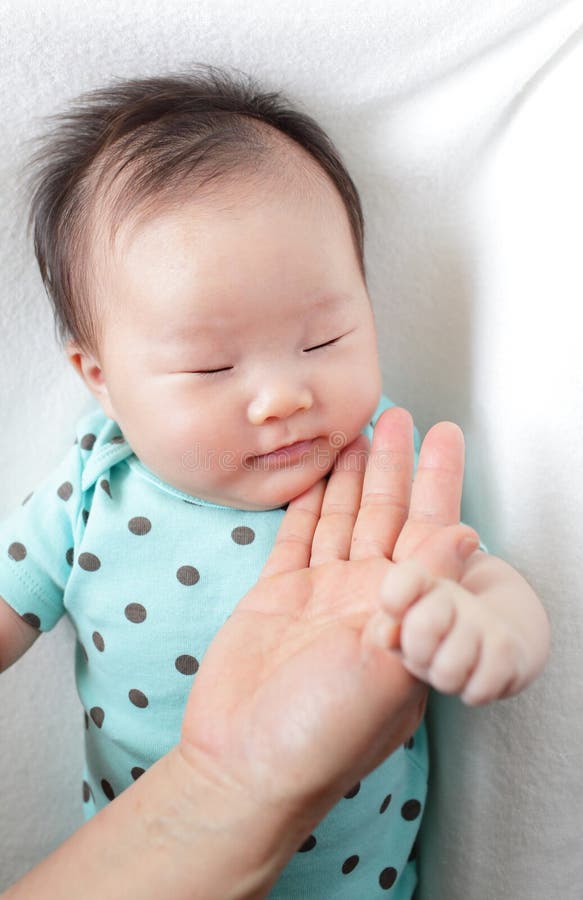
(172, 740, 320, 899)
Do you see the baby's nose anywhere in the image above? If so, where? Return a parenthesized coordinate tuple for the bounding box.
(247, 383, 313, 424)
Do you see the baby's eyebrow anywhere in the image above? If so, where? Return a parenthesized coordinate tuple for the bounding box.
(164, 294, 352, 343)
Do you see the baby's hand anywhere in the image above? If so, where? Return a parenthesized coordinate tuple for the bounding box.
(362, 558, 528, 706)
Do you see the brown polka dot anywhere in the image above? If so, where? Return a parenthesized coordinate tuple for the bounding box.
(82, 781, 93, 803)
(21, 612, 40, 630)
(110, 435, 125, 444)
(78, 552, 101, 571)
(404, 736, 415, 749)
(342, 855, 359, 874)
(176, 565, 200, 586)
(22, 492, 33, 505)
(125, 603, 147, 623)
(90, 707, 104, 728)
(298, 835, 317, 853)
(231, 526, 255, 545)
(92, 632, 105, 652)
(175, 654, 199, 675)
(80, 433, 96, 451)
(128, 516, 152, 536)
(100, 479, 112, 498)
(82, 509, 89, 525)
(129, 689, 149, 708)
(66, 547, 74, 566)
(380, 793, 392, 814)
(131, 767, 145, 781)
(8, 542, 26, 561)
(57, 481, 73, 501)
(401, 799, 422, 821)
(101, 779, 115, 801)
(379, 867, 398, 890)
(344, 782, 361, 799)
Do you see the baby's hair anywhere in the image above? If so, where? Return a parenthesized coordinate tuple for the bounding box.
(25, 63, 365, 356)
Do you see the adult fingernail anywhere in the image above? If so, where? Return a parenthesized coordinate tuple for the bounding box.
(458, 536, 480, 561)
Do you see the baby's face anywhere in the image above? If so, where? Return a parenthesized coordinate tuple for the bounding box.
(85, 174, 382, 510)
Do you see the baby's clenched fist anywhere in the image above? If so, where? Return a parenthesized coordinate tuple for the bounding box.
(362, 558, 528, 707)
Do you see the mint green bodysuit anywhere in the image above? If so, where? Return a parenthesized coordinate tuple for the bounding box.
(0, 393, 459, 897)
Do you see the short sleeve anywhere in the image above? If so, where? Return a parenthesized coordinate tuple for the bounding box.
(0, 441, 84, 632)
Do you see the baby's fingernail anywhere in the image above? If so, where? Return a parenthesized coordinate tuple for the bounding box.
(458, 536, 479, 561)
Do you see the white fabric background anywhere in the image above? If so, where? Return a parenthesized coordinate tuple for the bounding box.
(1, 1, 582, 895)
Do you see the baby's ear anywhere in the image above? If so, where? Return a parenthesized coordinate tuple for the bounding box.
(65, 340, 116, 419)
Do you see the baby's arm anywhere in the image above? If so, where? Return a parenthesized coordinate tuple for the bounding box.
(363, 551, 550, 706)
(0, 595, 40, 672)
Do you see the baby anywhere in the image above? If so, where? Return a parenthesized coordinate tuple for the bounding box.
(0, 65, 548, 898)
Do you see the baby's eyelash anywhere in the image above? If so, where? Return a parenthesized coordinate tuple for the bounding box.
(303, 336, 342, 352)
(192, 367, 233, 376)
(188, 336, 343, 375)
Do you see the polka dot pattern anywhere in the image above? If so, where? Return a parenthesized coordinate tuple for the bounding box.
(128, 516, 151, 536)
(342, 855, 359, 874)
(344, 781, 361, 799)
(379, 867, 398, 889)
(129, 689, 149, 708)
(90, 707, 104, 728)
(92, 631, 105, 652)
(380, 793, 392, 814)
(298, 835, 317, 853)
(22, 612, 40, 630)
(175, 654, 199, 675)
(401, 799, 422, 821)
(176, 565, 200, 586)
(125, 603, 147, 623)
(100, 479, 112, 498)
(78, 552, 101, 572)
(101, 778, 115, 801)
(231, 526, 255, 545)
(8, 542, 26, 561)
(57, 481, 73, 501)
(80, 433, 96, 451)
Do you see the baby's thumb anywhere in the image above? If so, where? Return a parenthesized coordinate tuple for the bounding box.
(407, 524, 481, 582)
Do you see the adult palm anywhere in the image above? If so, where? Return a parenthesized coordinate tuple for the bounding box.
(181, 407, 478, 823)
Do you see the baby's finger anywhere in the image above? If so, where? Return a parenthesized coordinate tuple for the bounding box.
(461, 630, 524, 706)
(309, 434, 369, 566)
(425, 612, 482, 695)
(379, 559, 437, 620)
(398, 585, 457, 670)
(259, 478, 326, 578)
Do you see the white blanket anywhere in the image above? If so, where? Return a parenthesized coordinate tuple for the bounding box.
(1, 1, 582, 895)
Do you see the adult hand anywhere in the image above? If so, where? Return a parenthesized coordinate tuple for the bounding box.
(3, 408, 480, 900)
(181, 407, 479, 834)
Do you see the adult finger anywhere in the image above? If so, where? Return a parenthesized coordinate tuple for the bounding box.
(405, 421, 465, 543)
(349, 407, 415, 561)
(309, 434, 369, 566)
(259, 478, 327, 578)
